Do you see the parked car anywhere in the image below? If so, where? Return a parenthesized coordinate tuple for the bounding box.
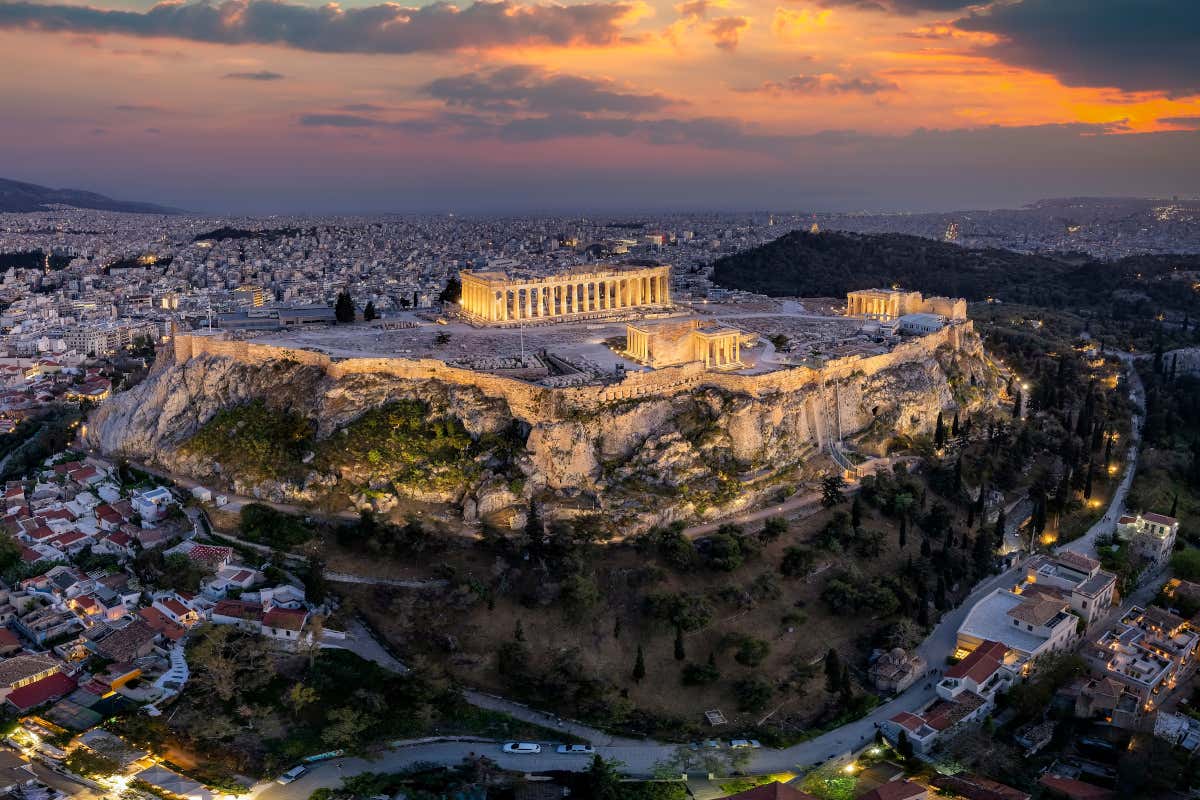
(502, 742, 542, 754)
(276, 765, 308, 785)
(702, 739, 722, 749)
(730, 739, 762, 749)
(556, 744, 596, 755)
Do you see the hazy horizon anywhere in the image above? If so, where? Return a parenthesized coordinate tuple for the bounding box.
(2, 0, 1197, 214)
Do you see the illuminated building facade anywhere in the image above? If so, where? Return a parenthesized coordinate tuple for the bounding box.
(624, 319, 745, 370)
(847, 288, 968, 322)
(459, 265, 671, 325)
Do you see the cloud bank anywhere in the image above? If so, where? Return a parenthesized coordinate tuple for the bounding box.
(0, 0, 640, 54)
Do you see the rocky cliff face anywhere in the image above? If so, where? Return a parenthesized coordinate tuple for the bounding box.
(86, 333, 998, 532)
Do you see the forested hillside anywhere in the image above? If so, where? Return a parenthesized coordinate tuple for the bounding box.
(710, 231, 1200, 316)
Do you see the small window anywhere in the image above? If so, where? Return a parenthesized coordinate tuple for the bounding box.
(1082, 601, 1088, 608)
(1027, 624, 1033, 631)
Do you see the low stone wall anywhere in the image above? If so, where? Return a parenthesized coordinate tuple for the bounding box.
(172, 321, 971, 417)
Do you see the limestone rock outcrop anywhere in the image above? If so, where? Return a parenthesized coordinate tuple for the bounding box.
(86, 326, 999, 532)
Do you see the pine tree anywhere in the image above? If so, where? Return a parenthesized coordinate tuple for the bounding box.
(674, 627, 686, 661)
(363, 301, 377, 321)
(632, 645, 646, 683)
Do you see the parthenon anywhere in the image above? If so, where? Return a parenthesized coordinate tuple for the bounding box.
(458, 265, 671, 325)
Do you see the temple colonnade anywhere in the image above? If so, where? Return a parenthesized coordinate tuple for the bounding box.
(459, 266, 671, 324)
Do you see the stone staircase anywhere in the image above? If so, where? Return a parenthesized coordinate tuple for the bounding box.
(154, 642, 189, 695)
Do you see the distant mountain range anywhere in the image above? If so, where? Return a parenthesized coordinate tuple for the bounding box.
(0, 177, 181, 214)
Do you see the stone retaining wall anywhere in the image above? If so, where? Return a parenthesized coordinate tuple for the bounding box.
(172, 321, 971, 417)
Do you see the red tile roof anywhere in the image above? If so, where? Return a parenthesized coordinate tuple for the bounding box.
(263, 607, 307, 631)
(137, 607, 186, 642)
(6, 672, 77, 712)
(719, 782, 820, 800)
(187, 545, 232, 564)
(1037, 775, 1115, 800)
(1143, 512, 1178, 526)
(889, 711, 925, 733)
(159, 598, 190, 618)
(213, 600, 261, 621)
(0, 628, 21, 649)
(857, 781, 928, 800)
(946, 639, 1007, 683)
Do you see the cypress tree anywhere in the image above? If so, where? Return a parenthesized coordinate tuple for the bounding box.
(899, 515, 907, 548)
(839, 665, 853, 705)
(824, 649, 842, 693)
(363, 301, 377, 321)
(632, 645, 646, 683)
(674, 627, 686, 661)
(334, 289, 355, 323)
(935, 412, 946, 448)
(951, 412, 960, 437)
(1171, 494, 1179, 518)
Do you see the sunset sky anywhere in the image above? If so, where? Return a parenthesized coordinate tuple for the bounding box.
(2, 0, 1198, 212)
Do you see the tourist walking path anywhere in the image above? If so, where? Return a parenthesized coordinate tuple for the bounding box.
(1059, 351, 1145, 560)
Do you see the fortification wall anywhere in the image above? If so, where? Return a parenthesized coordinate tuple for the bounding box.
(172, 321, 971, 416)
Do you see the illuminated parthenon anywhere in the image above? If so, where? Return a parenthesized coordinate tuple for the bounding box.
(459, 265, 671, 325)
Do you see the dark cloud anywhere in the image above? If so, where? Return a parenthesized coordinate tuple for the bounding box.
(0, 0, 637, 54)
(708, 16, 748, 51)
(675, 0, 713, 20)
(813, 0, 975, 12)
(144, 127, 162, 134)
(114, 103, 162, 112)
(298, 113, 382, 127)
(424, 66, 675, 114)
(224, 70, 285, 80)
(750, 73, 900, 95)
(1159, 116, 1200, 127)
(339, 103, 387, 112)
(956, 0, 1200, 94)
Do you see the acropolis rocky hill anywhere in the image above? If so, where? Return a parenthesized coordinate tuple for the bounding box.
(85, 278, 1003, 533)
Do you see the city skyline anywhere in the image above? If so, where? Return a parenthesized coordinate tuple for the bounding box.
(2, 0, 1199, 212)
